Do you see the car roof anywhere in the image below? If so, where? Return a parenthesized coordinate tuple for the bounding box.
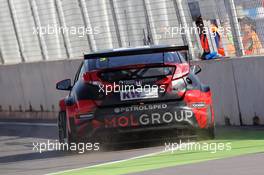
(84, 45, 188, 59)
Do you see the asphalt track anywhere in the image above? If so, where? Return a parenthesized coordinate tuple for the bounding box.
(0, 121, 165, 175)
(0, 121, 263, 175)
(129, 153, 264, 175)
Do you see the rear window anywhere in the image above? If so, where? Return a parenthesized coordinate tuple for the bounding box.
(100, 67, 175, 82)
(87, 52, 181, 71)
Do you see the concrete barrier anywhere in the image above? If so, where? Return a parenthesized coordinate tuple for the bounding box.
(196, 56, 264, 125)
(0, 59, 81, 112)
(0, 56, 263, 125)
(197, 59, 241, 125)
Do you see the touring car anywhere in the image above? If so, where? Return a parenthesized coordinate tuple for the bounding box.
(56, 45, 215, 144)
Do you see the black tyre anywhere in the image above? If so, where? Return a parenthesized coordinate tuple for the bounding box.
(58, 111, 67, 143)
(58, 111, 78, 145)
(208, 126, 215, 139)
(196, 126, 215, 140)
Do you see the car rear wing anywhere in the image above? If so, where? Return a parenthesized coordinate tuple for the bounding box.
(84, 45, 189, 60)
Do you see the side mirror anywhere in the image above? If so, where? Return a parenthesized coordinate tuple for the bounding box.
(56, 79, 72, 91)
(191, 65, 202, 75)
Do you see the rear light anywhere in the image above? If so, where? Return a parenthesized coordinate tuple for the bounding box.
(90, 81, 103, 86)
(82, 72, 103, 86)
(156, 76, 172, 85)
(83, 72, 92, 82)
(171, 78, 186, 94)
(82, 72, 96, 82)
(172, 63, 190, 80)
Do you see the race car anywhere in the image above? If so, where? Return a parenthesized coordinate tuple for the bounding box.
(56, 45, 215, 144)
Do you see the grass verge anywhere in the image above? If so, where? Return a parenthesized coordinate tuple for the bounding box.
(57, 127, 264, 175)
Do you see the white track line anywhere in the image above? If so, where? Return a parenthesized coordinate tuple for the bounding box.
(0, 122, 56, 127)
(46, 143, 193, 175)
(46, 150, 165, 175)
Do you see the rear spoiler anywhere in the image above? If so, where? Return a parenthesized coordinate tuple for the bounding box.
(84, 45, 189, 59)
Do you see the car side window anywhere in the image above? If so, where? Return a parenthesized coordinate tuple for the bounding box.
(164, 52, 181, 63)
(177, 52, 188, 63)
(73, 62, 84, 84)
(78, 63, 86, 81)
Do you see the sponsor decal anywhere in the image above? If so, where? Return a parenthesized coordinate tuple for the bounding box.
(119, 78, 158, 85)
(191, 102, 206, 108)
(104, 110, 193, 128)
(120, 87, 159, 101)
(114, 104, 168, 113)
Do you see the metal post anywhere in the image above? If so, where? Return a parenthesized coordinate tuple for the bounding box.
(124, 10, 131, 47)
(0, 47, 4, 64)
(192, 21, 203, 53)
(29, 0, 48, 61)
(173, 0, 195, 60)
(142, 0, 154, 45)
(101, 0, 114, 49)
(109, 0, 122, 47)
(78, 0, 97, 52)
(143, 0, 159, 45)
(7, 0, 26, 62)
(215, 18, 229, 57)
(173, 0, 187, 45)
(55, 0, 72, 59)
(224, 0, 245, 56)
(204, 20, 218, 53)
(231, 61, 243, 126)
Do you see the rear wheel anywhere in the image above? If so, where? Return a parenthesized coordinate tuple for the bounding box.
(196, 126, 215, 140)
(208, 126, 215, 139)
(58, 111, 78, 145)
(66, 129, 78, 145)
(58, 111, 67, 143)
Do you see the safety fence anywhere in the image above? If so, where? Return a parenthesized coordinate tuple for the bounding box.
(0, 0, 264, 64)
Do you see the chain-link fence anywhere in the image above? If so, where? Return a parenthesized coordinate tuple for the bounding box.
(0, 0, 263, 64)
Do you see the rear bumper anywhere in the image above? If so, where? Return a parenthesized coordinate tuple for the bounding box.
(72, 100, 214, 138)
(73, 121, 214, 143)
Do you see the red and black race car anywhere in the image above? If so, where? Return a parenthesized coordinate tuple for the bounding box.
(56, 45, 215, 144)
